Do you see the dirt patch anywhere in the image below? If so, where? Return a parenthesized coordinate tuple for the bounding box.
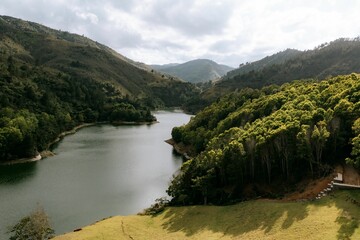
(165, 139, 195, 160)
(282, 165, 360, 201)
(282, 175, 334, 201)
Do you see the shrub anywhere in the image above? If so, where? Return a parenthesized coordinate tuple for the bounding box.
(139, 197, 169, 215)
(8, 206, 54, 240)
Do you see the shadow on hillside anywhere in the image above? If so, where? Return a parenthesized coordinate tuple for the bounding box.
(160, 200, 310, 238)
(332, 190, 360, 240)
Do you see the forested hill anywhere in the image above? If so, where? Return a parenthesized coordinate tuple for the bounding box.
(168, 74, 360, 205)
(189, 38, 360, 112)
(215, 38, 360, 94)
(225, 48, 301, 79)
(151, 59, 234, 83)
(0, 15, 197, 105)
(0, 15, 198, 162)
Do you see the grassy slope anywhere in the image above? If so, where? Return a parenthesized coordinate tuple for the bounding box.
(54, 190, 360, 240)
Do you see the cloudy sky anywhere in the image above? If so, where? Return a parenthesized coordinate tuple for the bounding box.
(1, 0, 359, 67)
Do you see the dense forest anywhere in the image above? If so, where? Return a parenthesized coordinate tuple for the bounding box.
(184, 38, 360, 113)
(0, 16, 198, 161)
(168, 74, 360, 205)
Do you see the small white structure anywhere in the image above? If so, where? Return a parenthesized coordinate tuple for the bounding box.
(334, 173, 343, 182)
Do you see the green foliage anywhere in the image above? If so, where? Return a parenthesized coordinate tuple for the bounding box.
(0, 109, 38, 159)
(0, 15, 198, 161)
(109, 103, 155, 122)
(8, 207, 54, 240)
(169, 74, 360, 205)
(140, 197, 169, 215)
(346, 118, 360, 168)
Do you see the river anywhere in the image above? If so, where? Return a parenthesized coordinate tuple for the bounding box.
(0, 111, 190, 238)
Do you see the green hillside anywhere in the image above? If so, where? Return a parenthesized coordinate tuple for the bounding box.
(152, 59, 234, 83)
(184, 39, 360, 113)
(169, 74, 360, 205)
(0, 16, 198, 162)
(225, 48, 301, 79)
(210, 38, 360, 99)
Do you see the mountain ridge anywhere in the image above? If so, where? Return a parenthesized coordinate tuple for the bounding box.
(151, 59, 234, 83)
(0, 15, 198, 161)
(181, 38, 360, 113)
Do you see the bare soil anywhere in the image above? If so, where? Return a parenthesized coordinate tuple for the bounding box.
(283, 165, 360, 201)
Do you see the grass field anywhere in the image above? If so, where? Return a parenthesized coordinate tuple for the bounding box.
(54, 190, 360, 240)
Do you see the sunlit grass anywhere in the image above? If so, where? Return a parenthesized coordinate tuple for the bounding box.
(54, 190, 360, 240)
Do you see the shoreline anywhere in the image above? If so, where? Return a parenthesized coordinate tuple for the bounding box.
(165, 138, 192, 160)
(0, 153, 42, 165)
(0, 123, 95, 166)
(1, 120, 159, 166)
(47, 123, 98, 149)
(111, 120, 159, 126)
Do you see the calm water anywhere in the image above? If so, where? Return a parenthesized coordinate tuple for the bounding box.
(0, 111, 190, 238)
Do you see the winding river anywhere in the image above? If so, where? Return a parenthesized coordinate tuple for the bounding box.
(0, 111, 190, 238)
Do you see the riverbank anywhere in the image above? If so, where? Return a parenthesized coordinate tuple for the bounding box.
(165, 138, 193, 160)
(0, 153, 42, 165)
(0, 123, 96, 165)
(111, 120, 159, 126)
(47, 123, 97, 149)
(53, 190, 360, 240)
(1, 120, 160, 165)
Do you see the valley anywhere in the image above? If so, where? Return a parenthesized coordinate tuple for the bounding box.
(0, 11, 359, 240)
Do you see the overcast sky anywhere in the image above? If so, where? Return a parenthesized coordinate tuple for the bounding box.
(1, 0, 359, 67)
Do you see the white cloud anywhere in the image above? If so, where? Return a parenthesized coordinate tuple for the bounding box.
(0, 0, 359, 67)
(75, 11, 99, 24)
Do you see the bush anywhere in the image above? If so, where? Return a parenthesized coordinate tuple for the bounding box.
(8, 207, 54, 240)
(139, 197, 169, 215)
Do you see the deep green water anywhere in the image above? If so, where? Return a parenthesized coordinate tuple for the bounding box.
(0, 111, 190, 238)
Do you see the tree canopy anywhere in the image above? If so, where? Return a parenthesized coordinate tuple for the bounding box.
(168, 74, 360, 205)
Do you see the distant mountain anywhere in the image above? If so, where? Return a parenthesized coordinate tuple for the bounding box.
(0, 15, 198, 161)
(150, 63, 180, 70)
(223, 38, 360, 89)
(151, 59, 234, 83)
(225, 48, 301, 79)
(204, 38, 360, 99)
(182, 38, 360, 113)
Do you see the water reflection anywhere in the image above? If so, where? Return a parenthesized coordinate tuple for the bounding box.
(0, 111, 191, 238)
(0, 162, 38, 185)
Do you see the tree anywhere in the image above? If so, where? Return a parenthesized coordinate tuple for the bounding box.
(311, 121, 330, 166)
(346, 118, 360, 168)
(8, 207, 54, 240)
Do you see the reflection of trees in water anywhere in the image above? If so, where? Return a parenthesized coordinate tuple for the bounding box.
(0, 162, 38, 185)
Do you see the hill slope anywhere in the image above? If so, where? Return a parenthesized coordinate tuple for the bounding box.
(0, 15, 198, 105)
(181, 38, 360, 113)
(152, 59, 234, 83)
(225, 48, 301, 79)
(169, 74, 360, 204)
(207, 38, 360, 99)
(54, 190, 360, 240)
(0, 15, 198, 161)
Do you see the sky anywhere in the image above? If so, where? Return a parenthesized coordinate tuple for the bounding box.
(1, 0, 360, 67)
